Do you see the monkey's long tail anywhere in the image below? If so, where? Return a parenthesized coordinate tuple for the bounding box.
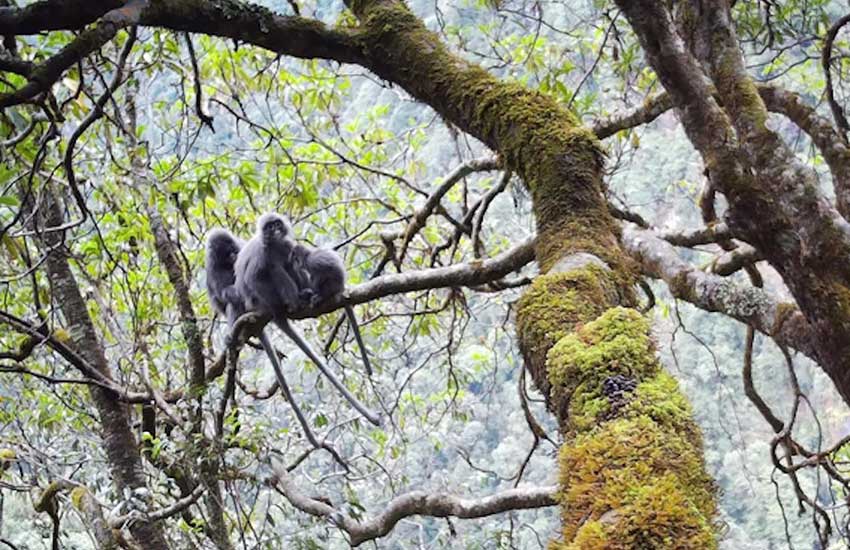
(275, 318, 382, 426)
(258, 331, 349, 471)
(344, 305, 373, 377)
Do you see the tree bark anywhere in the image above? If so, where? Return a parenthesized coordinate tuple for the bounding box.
(37, 189, 170, 550)
(345, 1, 719, 546)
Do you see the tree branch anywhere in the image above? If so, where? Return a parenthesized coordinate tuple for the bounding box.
(821, 13, 850, 140)
(621, 224, 817, 360)
(0, 1, 145, 108)
(591, 92, 673, 139)
(269, 458, 556, 546)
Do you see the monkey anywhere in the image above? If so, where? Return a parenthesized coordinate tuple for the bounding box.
(205, 228, 349, 468)
(290, 243, 373, 377)
(205, 228, 245, 331)
(232, 214, 381, 426)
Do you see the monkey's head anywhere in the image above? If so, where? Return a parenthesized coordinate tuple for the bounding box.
(206, 228, 241, 264)
(257, 213, 291, 244)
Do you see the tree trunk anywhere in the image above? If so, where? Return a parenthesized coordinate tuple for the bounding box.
(349, 0, 719, 545)
(38, 188, 171, 550)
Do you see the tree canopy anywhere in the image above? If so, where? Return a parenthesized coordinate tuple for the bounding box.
(1, 0, 850, 548)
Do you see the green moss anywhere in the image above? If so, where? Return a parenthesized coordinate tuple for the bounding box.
(70, 486, 88, 511)
(563, 520, 609, 549)
(556, 417, 717, 548)
(622, 372, 702, 447)
(516, 267, 622, 411)
(546, 307, 658, 428)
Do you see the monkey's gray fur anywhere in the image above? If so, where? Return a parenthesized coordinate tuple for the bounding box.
(234, 213, 304, 317)
(232, 214, 381, 426)
(291, 243, 374, 377)
(205, 228, 245, 329)
(206, 228, 350, 466)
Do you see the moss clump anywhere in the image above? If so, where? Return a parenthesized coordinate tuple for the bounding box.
(622, 372, 703, 447)
(516, 267, 622, 413)
(555, 417, 717, 549)
(70, 486, 88, 511)
(546, 307, 658, 429)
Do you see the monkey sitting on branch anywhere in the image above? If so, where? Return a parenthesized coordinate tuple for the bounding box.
(229, 213, 381, 426)
(206, 227, 349, 468)
(290, 242, 373, 377)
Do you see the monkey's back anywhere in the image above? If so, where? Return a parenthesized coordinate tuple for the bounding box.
(306, 248, 345, 300)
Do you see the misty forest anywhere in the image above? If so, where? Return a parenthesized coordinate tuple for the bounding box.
(2, 0, 850, 548)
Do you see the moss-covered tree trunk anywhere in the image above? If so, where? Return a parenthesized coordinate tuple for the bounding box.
(349, 0, 718, 546)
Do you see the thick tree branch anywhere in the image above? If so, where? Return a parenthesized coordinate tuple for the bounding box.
(591, 92, 673, 139)
(0, 1, 144, 108)
(758, 84, 850, 218)
(269, 458, 556, 546)
(0, 1, 121, 34)
(621, 224, 817, 360)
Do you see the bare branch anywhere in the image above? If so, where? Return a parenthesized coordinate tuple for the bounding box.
(591, 92, 673, 139)
(821, 13, 850, 139)
(621, 224, 817, 360)
(269, 458, 556, 546)
(183, 32, 214, 131)
(658, 222, 733, 247)
(397, 155, 499, 263)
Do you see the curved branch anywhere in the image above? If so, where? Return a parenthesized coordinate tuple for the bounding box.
(269, 458, 556, 546)
(397, 155, 499, 263)
(591, 92, 673, 139)
(821, 13, 850, 139)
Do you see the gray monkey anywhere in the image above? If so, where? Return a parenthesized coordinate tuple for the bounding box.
(234, 214, 381, 426)
(291, 243, 373, 377)
(205, 228, 348, 468)
(205, 228, 244, 330)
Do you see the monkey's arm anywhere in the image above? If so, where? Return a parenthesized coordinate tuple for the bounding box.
(264, 263, 302, 313)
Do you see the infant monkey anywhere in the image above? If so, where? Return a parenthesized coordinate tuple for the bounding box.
(291, 243, 373, 377)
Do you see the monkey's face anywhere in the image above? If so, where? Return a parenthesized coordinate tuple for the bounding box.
(210, 235, 240, 264)
(260, 215, 289, 242)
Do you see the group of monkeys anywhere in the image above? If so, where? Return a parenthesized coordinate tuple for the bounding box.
(205, 213, 380, 464)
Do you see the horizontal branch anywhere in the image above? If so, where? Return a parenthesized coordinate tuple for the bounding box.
(303, 236, 536, 317)
(591, 92, 673, 139)
(621, 224, 818, 360)
(658, 222, 732, 247)
(269, 458, 556, 546)
(0, 0, 121, 34)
